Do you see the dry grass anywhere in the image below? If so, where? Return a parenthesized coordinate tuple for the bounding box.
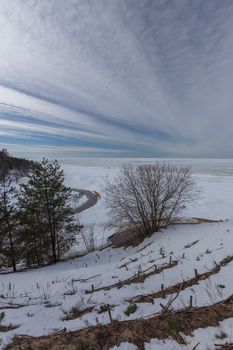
(0, 324, 18, 332)
(6, 292, 233, 350)
(85, 260, 178, 294)
(130, 255, 233, 304)
(62, 306, 94, 321)
(215, 344, 233, 349)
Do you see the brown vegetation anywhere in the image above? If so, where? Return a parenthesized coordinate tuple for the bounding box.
(85, 259, 178, 293)
(131, 255, 233, 304)
(6, 293, 233, 350)
(108, 217, 219, 248)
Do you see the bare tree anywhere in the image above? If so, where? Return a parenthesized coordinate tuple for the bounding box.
(104, 163, 197, 241)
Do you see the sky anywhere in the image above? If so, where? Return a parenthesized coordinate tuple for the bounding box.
(0, 0, 233, 159)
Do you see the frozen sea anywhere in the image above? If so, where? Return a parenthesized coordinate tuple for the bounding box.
(59, 157, 233, 177)
(57, 158, 233, 243)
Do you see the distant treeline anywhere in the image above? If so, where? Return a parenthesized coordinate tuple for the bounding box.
(0, 149, 34, 179)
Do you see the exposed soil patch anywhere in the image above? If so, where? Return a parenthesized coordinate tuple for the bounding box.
(0, 304, 26, 310)
(131, 255, 233, 304)
(216, 345, 233, 349)
(0, 324, 18, 332)
(184, 240, 199, 248)
(108, 217, 220, 248)
(6, 293, 233, 350)
(62, 306, 94, 321)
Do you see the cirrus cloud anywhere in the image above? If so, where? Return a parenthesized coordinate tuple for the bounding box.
(0, 0, 233, 158)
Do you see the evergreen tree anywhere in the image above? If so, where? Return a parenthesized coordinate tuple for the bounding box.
(19, 159, 79, 265)
(18, 191, 46, 267)
(0, 173, 19, 271)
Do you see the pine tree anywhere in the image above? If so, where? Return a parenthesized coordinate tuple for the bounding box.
(0, 173, 19, 271)
(19, 159, 79, 265)
(18, 190, 46, 267)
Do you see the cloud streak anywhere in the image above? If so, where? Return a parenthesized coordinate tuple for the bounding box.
(0, 0, 233, 158)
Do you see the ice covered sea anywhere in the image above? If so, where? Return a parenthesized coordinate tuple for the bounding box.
(58, 158, 233, 247)
(59, 157, 233, 177)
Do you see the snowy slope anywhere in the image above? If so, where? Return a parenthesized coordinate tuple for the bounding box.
(1, 160, 233, 349)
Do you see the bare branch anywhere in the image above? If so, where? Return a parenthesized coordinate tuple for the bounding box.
(104, 163, 197, 241)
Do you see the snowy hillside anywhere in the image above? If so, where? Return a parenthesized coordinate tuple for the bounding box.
(1, 160, 233, 349)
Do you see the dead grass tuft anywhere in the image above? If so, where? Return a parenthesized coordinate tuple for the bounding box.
(131, 255, 233, 304)
(6, 292, 233, 350)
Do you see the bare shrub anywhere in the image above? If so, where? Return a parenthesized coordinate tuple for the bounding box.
(104, 163, 197, 240)
(80, 224, 95, 252)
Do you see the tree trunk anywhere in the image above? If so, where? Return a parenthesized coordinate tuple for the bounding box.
(8, 229, 16, 272)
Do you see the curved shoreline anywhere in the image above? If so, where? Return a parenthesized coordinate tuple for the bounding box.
(72, 188, 98, 213)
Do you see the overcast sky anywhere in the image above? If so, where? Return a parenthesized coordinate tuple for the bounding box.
(0, 0, 233, 159)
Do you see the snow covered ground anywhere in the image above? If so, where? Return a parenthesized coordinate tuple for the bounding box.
(1, 158, 233, 349)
